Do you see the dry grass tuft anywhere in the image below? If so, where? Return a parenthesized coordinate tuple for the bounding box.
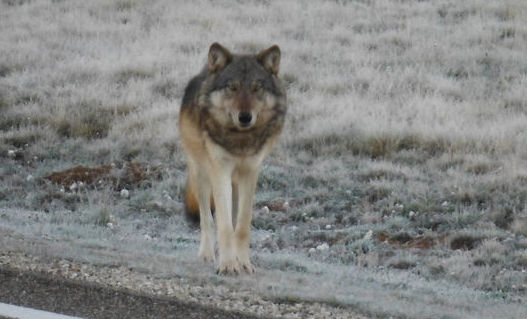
(450, 234, 483, 251)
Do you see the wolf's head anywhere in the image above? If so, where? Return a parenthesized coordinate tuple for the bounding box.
(201, 43, 285, 131)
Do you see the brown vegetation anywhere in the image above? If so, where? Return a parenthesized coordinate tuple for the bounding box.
(44, 162, 157, 189)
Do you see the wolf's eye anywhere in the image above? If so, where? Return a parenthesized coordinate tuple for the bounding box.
(227, 82, 239, 92)
(252, 81, 262, 93)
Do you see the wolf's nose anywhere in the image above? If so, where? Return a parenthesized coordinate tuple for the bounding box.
(238, 112, 252, 126)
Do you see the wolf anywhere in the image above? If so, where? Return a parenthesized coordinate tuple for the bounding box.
(179, 43, 286, 274)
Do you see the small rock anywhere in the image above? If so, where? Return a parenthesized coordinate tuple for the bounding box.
(409, 211, 416, 218)
(120, 188, 130, 198)
(144, 234, 152, 241)
(26, 175, 34, 182)
(363, 230, 373, 240)
(308, 248, 316, 254)
(325, 224, 332, 230)
(441, 201, 449, 207)
(69, 182, 78, 191)
(107, 222, 114, 230)
(316, 243, 329, 251)
(262, 206, 270, 214)
(7, 150, 16, 158)
(283, 201, 290, 210)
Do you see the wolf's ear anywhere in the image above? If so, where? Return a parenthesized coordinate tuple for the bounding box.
(257, 45, 280, 75)
(208, 43, 232, 72)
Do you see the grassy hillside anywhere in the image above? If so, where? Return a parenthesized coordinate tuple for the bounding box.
(1, 0, 526, 318)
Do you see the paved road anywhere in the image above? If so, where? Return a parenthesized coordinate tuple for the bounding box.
(0, 267, 263, 319)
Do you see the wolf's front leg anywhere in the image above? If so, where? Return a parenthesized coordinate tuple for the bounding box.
(188, 165, 216, 262)
(209, 167, 240, 274)
(196, 175, 216, 262)
(234, 167, 259, 273)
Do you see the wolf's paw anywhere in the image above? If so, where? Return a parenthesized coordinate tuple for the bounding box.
(216, 259, 242, 275)
(235, 243, 254, 273)
(237, 258, 254, 274)
(198, 243, 215, 263)
(198, 250, 215, 263)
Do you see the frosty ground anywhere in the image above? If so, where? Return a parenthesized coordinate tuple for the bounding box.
(1, 0, 526, 318)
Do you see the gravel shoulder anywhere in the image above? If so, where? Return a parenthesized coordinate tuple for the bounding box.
(0, 230, 363, 319)
(0, 266, 261, 319)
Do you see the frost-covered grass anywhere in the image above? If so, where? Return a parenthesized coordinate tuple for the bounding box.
(1, 0, 527, 318)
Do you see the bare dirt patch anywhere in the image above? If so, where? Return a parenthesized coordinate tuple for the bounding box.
(44, 162, 159, 189)
(377, 231, 437, 250)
